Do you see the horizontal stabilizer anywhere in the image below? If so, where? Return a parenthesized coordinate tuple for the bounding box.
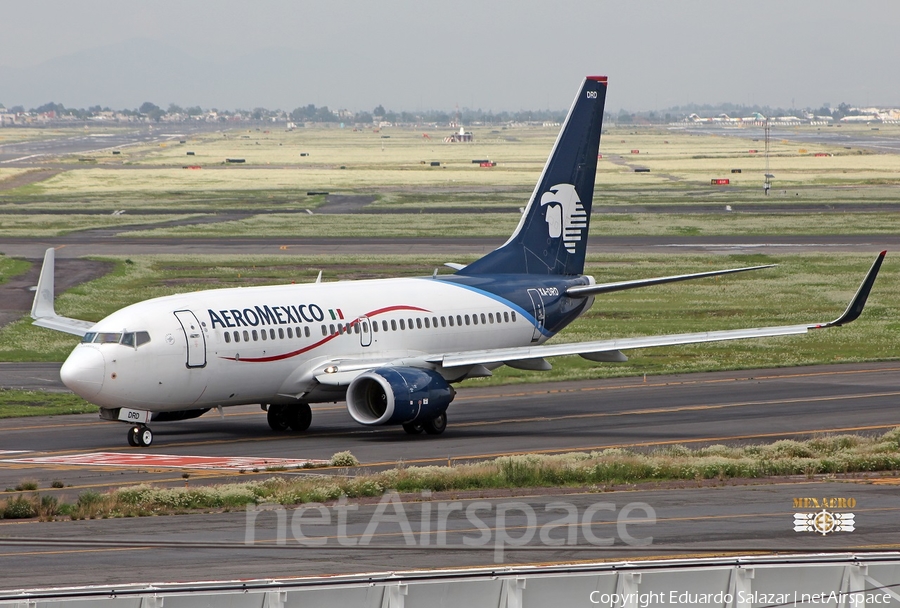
(566, 264, 776, 297)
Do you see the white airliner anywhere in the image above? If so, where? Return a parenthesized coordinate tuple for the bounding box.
(31, 76, 885, 446)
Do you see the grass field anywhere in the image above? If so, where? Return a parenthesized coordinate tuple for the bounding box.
(3, 253, 896, 384)
(2, 125, 898, 218)
(0, 256, 30, 283)
(0, 213, 205, 237)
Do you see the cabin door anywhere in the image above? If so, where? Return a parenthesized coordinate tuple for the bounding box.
(174, 310, 208, 368)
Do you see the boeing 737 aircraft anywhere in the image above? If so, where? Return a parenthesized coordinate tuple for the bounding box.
(31, 76, 885, 446)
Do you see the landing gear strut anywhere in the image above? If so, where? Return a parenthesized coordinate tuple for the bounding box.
(127, 425, 153, 447)
(266, 403, 312, 432)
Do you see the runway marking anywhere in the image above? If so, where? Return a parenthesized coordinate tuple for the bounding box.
(0, 450, 31, 454)
(4, 453, 328, 471)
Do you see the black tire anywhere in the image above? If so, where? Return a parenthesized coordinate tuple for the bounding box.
(402, 422, 424, 435)
(127, 426, 140, 446)
(423, 412, 447, 435)
(288, 403, 312, 432)
(267, 404, 291, 431)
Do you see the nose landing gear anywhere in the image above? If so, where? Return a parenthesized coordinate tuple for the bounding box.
(127, 425, 153, 447)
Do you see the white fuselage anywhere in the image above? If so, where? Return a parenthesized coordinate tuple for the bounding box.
(60, 277, 543, 413)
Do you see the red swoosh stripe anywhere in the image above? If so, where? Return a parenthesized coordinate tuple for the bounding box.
(222, 305, 430, 363)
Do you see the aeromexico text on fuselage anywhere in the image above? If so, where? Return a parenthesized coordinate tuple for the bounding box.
(208, 303, 336, 329)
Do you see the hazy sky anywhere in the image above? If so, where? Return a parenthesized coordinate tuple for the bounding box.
(1, 0, 898, 112)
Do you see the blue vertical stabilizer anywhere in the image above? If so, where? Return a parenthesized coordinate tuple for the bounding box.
(459, 76, 608, 276)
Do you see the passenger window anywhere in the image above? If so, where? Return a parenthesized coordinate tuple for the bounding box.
(269, 329, 276, 340)
(305, 327, 310, 338)
(504, 311, 510, 322)
(416, 318, 422, 329)
(456, 315, 462, 326)
(399, 319, 406, 330)
(338, 324, 344, 335)
(472, 314, 478, 325)
(280, 328, 286, 339)
(448, 316, 454, 327)
(321, 325, 327, 336)
(234, 331, 241, 343)
(121, 333, 135, 347)
(489, 313, 494, 324)
(224, 332, 231, 344)
(372, 322, 378, 332)
(511, 311, 517, 322)
(252, 330, 258, 341)
(382, 320, 388, 332)
(354, 323, 360, 334)
(407, 318, 413, 329)
(465, 315, 470, 326)
(243, 330, 250, 342)
(260, 330, 267, 341)
(329, 324, 335, 335)
(391, 320, 397, 331)
(441, 316, 446, 327)
(481, 313, 486, 324)
(424, 318, 430, 329)
(433, 316, 438, 327)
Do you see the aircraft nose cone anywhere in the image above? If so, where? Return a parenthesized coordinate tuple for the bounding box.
(60, 347, 105, 399)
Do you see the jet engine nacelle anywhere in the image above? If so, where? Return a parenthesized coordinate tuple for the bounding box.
(346, 367, 455, 426)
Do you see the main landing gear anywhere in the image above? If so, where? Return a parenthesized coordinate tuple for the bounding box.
(127, 425, 153, 447)
(403, 412, 447, 436)
(266, 403, 313, 432)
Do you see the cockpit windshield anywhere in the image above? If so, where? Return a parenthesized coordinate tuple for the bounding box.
(81, 331, 151, 347)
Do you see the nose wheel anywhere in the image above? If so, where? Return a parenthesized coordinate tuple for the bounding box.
(127, 425, 153, 447)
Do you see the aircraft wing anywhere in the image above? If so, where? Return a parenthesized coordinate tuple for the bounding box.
(425, 251, 886, 370)
(30, 248, 95, 337)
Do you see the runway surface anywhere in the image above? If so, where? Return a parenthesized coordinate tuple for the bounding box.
(1, 362, 899, 587)
(0, 124, 220, 165)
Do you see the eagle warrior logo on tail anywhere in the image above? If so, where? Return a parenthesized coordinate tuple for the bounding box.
(540, 183, 587, 254)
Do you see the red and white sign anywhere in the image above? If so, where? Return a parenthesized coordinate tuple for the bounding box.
(4, 452, 329, 471)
